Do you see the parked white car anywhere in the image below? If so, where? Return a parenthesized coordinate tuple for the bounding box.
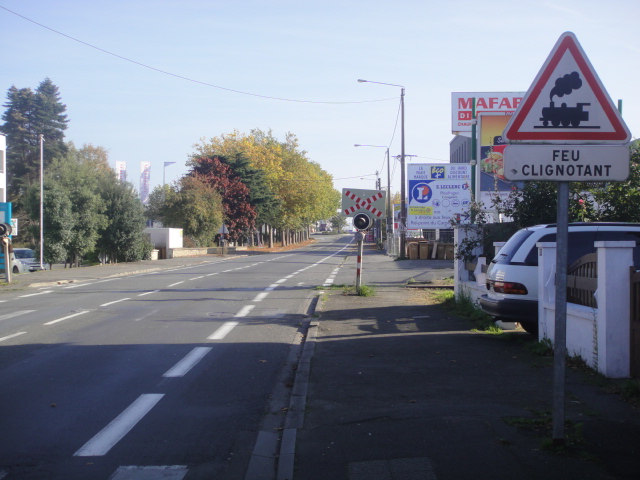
(13, 248, 47, 272)
(0, 251, 30, 274)
(479, 223, 640, 334)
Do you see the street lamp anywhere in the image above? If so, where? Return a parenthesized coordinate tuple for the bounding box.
(354, 144, 392, 249)
(39, 134, 44, 270)
(357, 79, 407, 259)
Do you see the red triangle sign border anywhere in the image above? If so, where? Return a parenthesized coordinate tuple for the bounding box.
(504, 32, 630, 144)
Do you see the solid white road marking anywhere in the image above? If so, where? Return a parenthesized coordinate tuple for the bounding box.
(235, 305, 255, 317)
(74, 394, 164, 457)
(208, 321, 239, 340)
(253, 292, 269, 302)
(100, 298, 131, 307)
(137, 290, 160, 297)
(163, 347, 212, 378)
(44, 310, 90, 326)
(0, 332, 27, 343)
(18, 291, 52, 298)
(207, 304, 256, 340)
(0, 310, 36, 321)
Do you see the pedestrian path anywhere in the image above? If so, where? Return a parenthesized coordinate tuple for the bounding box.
(292, 285, 640, 480)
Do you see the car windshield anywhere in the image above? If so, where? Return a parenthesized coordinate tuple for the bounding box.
(491, 229, 535, 265)
(14, 250, 35, 259)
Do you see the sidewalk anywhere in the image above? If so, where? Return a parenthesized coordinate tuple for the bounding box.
(294, 254, 640, 480)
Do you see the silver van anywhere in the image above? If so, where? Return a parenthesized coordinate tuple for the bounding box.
(13, 248, 46, 272)
(479, 223, 640, 334)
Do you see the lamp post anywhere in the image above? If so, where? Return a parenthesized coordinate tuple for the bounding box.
(357, 79, 406, 259)
(354, 144, 392, 250)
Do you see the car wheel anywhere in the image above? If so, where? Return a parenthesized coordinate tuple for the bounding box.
(12, 266, 19, 274)
(519, 322, 538, 335)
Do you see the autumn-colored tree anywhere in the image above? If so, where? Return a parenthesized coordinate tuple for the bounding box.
(194, 129, 339, 244)
(157, 175, 223, 247)
(188, 156, 257, 242)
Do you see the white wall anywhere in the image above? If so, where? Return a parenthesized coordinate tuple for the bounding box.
(538, 241, 634, 378)
(144, 228, 183, 249)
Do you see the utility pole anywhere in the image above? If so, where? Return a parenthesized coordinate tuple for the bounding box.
(399, 87, 406, 259)
(39, 134, 44, 270)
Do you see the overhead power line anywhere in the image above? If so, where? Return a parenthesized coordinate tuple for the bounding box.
(1, 5, 398, 105)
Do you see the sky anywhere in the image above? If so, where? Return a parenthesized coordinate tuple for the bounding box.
(2, 0, 639, 200)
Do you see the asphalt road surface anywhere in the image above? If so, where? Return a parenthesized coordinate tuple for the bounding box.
(0, 235, 354, 480)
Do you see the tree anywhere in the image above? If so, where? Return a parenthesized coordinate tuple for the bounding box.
(24, 181, 74, 267)
(1, 78, 68, 200)
(188, 156, 256, 243)
(34, 78, 68, 163)
(216, 153, 281, 245)
(1, 86, 37, 196)
(156, 175, 224, 247)
(194, 129, 339, 242)
(24, 143, 111, 266)
(497, 181, 598, 229)
(592, 142, 640, 222)
(329, 213, 347, 232)
(96, 179, 151, 263)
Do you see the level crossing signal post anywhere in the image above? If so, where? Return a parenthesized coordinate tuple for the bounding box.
(0, 222, 13, 283)
(341, 188, 386, 293)
(353, 213, 372, 291)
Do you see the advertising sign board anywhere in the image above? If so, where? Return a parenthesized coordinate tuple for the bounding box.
(407, 164, 471, 229)
(451, 92, 524, 134)
(477, 113, 520, 209)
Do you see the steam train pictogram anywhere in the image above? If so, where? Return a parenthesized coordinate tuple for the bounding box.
(539, 101, 590, 127)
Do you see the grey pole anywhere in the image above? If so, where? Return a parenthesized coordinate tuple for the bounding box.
(553, 181, 569, 445)
(39, 134, 44, 270)
(399, 87, 406, 259)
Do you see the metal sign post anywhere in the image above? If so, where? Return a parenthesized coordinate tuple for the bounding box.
(2, 238, 10, 284)
(355, 231, 364, 291)
(553, 182, 569, 445)
(502, 32, 631, 445)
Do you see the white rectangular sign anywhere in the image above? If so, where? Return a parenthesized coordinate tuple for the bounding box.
(341, 188, 386, 218)
(451, 92, 524, 134)
(407, 164, 472, 229)
(503, 145, 629, 181)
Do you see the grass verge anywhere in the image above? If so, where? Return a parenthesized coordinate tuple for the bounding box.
(342, 284, 376, 297)
(433, 288, 501, 334)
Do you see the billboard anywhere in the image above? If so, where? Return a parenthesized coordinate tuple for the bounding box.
(477, 113, 520, 210)
(115, 161, 127, 182)
(451, 92, 524, 134)
(140, 161, 151, 205)
(407, 164, 472, 229)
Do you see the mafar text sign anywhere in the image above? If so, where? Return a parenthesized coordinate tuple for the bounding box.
(503, 144, 629, 182)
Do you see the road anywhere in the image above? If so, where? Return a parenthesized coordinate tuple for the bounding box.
(0, 235, 353, 480)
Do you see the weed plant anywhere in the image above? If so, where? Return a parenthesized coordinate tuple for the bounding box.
(342, 284, 376, 297)
(434, 288, 501, 333)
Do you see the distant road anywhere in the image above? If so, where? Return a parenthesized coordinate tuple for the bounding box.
(0, 235, 353, 480)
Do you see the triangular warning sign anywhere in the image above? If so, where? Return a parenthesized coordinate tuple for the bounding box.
(504, 32, 631, 144)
